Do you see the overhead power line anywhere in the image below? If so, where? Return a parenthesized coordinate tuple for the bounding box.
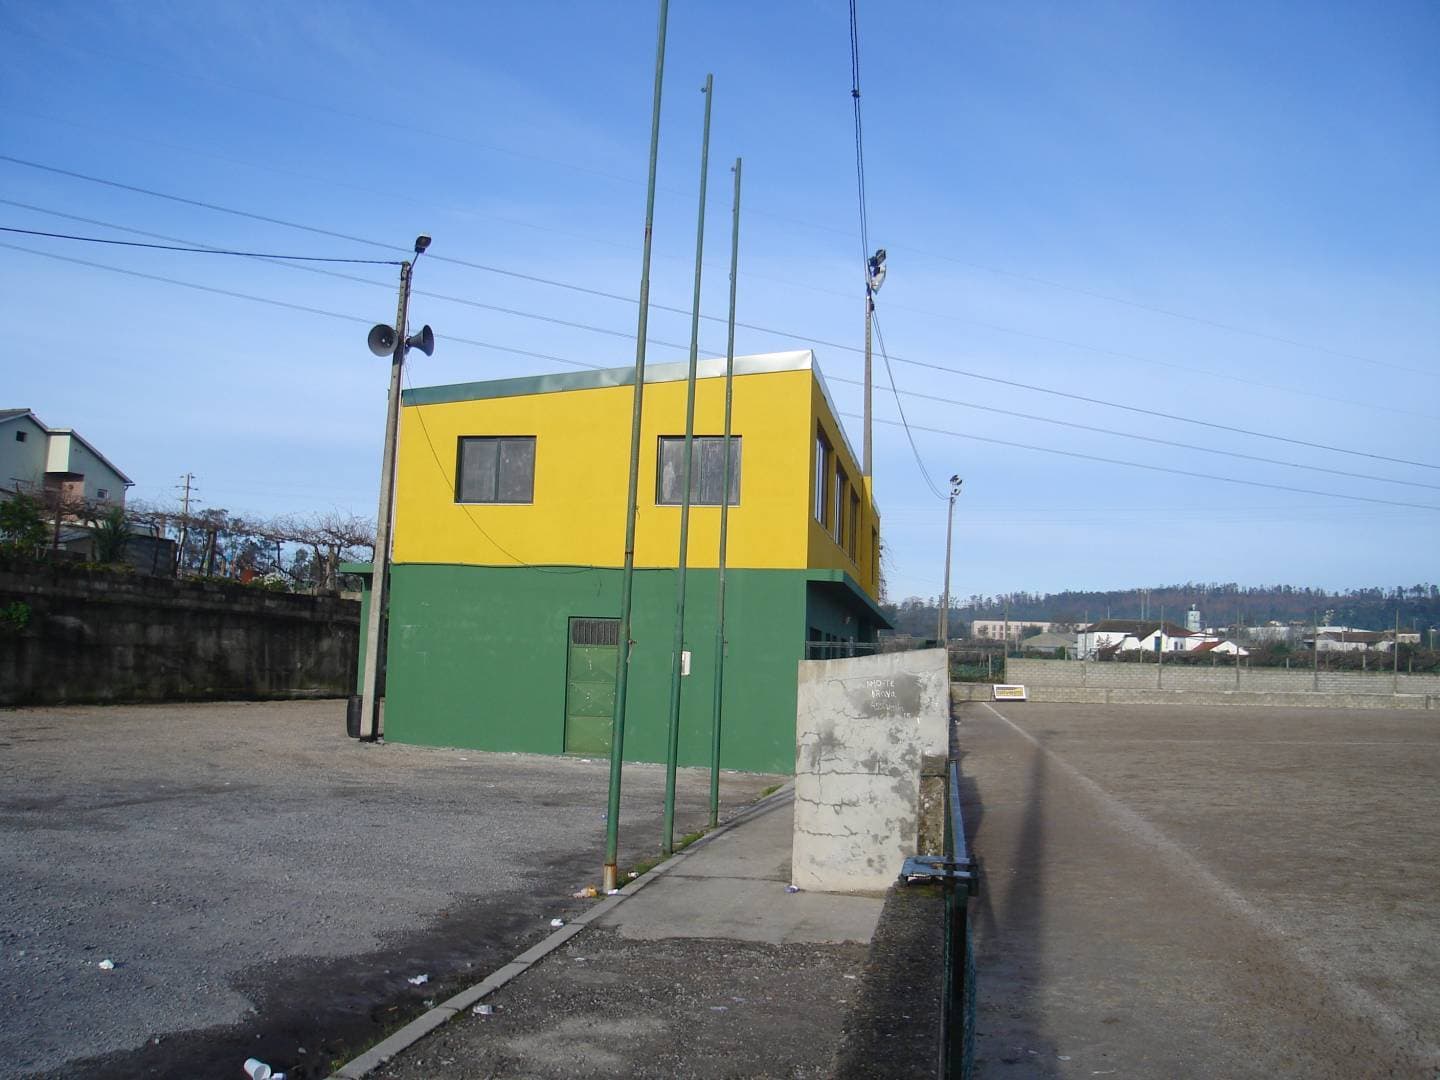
(825, 374, 1440, 491)
(14, 27, 1423, 379)
(847, 1, 946, 500)
(852, 414, 1440, 513)
(0, 225, 402, 264)
(3, 159, 1432, 425)
(4, 200, 1435, 476)
(7, 237, 1435, 517)
(872, 314, 946, 499)
(887, 354, 1440, 472)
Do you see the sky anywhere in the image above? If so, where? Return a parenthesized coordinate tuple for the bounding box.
(2, 0, 1436, 604)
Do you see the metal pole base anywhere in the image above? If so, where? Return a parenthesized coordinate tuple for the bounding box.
(603, 863, 618, 894)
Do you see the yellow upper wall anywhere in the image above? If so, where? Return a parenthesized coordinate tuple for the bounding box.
(392, 355, 880, 597)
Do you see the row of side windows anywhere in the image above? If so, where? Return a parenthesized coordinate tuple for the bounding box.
(814, 426, 861, 560)
(453, 435, 742, 506)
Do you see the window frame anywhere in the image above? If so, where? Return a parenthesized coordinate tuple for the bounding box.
(814, 429, 832, 527)
(454, 435, 537, 505)
(655, 435, 742, 506)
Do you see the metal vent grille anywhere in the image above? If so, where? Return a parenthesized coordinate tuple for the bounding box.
(571, 618, 620, 646)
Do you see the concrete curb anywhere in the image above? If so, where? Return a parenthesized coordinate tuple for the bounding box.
(326, 781, 796, 1079)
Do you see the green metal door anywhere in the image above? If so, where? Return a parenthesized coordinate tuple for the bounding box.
(565, 617, 619, 755)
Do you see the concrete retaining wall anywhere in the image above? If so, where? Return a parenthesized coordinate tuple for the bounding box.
(793, 648, 949, 893)
(0, 563, 360, 705)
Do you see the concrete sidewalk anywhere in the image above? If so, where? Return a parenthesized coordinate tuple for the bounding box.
(332, 787, 889, 1079)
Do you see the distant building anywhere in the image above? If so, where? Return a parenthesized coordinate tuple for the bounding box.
(0, 409, 132, 507)
(1020, 631, 1073, 655)
(1078, 619, 1203, 656)
(1191, 639, 1250, 658)
(971, 619, 1051, 642)
(1303, 629, 1397, 653)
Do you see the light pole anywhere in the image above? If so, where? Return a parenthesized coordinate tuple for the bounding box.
(862, 247, 886, 478)
(356, 235, 434, 742)
(938, 475, 962, 644)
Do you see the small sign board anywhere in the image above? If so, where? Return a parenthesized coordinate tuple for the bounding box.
(992, 684, 1028, 701)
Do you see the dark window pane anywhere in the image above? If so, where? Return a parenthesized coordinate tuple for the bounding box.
(457, 438, 498, 502)
(498, 438, 535, 502)
(657, 436, 741, 505)
(658, 438, 684, 503)
(697, 439, 724, 504)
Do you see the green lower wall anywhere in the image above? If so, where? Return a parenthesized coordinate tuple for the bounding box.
(380, 564, 819, 774)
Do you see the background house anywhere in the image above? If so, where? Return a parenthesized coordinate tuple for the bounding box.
(354, 349, 889, 773)
(1, 409, 132, 507)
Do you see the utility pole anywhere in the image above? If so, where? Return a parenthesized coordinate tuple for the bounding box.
(1313, 609, 1320, 691)
(862, 248, 886, 478)
(175, 473, 196, 575)
(357, 241, 427, 743)
(937, 476, 962, 644)
(1393, 609, 1401, 695)
(708, 155, 742, 830)
(604, 0, 670, 896)
(662, 72, 714, 858)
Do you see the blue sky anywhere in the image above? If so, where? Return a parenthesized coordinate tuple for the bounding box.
(2, 1, 1436, 603)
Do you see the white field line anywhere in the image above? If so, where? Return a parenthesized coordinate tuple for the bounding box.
(979, 700, 1440, 1067)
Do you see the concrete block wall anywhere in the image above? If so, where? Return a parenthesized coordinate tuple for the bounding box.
(793, 648, 950, 893)
(0, 563, 360, 705)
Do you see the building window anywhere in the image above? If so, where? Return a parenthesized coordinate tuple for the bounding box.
(96, 488, 109, 500)
(656, 436, 740, 505)
(814, 430, 832, 526)
(14, 430, 26, 443)
(456, 436, 536, 503)
(848, 490, 860, 559)
(833, 467, 848, 544)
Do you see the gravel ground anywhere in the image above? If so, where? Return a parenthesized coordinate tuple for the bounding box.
(0, 700, 780, 1079)
(960, 700, 1440, 1078)
(371, 930, 868, 1080)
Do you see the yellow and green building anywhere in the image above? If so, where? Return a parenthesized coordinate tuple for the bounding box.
(355, 348, 888, 774)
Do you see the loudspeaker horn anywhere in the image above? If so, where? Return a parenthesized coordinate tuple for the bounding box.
(367, 323, 397, 357)
(405, 324, 435, 357)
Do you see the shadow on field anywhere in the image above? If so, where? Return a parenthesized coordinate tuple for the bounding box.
(956, 706, 1064, 1073)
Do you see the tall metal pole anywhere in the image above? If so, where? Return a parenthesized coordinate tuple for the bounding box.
(938, 477, 960, 643)
(863, 288, 873, 477)
(709, 155, 742, 830)
(603, 0, 669, 895)
(662, 73, 714, 857)
(358, 259, 412, 741)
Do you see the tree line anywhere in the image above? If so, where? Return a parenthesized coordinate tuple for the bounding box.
(884, 581, 1440, 637)
(1, 486, 374, 593)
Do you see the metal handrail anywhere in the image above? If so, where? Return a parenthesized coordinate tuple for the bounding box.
(901, 759, 977, 1078)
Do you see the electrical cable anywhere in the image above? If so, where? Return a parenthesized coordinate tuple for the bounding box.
(847, 1, 947, 501)
(3, 165, 1432, 423)
(9, 238, 1431, 516)
(10, 26, 1429, 378)
(0, 225, 402, 263)
(887, 353, 1440, 472)
(824, 374, 1440, 491)
(871, 313, 947, 499)
(400, 366, 598, 576)
(850, 413, 1440, 512)
(7, 226, 1434, 478)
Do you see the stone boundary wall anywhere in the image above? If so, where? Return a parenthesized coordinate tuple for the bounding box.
(1008, 657, 1440, 696)
(0, 564, 360, 706)
(950, 658, 1439, 710)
